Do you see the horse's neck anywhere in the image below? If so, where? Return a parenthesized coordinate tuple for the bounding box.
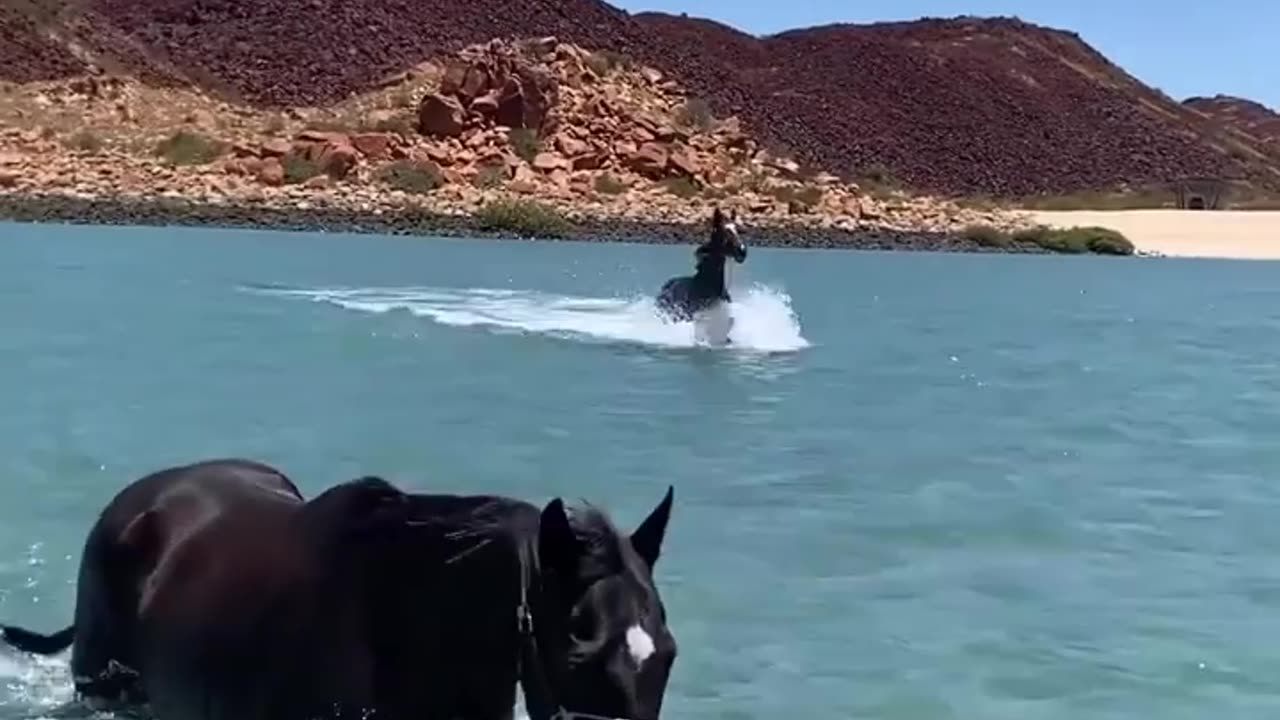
(694, 263, 725, 289)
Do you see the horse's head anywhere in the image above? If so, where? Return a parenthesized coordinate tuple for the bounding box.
(532, 487, 677, 720)
(710, 207, 746, 263)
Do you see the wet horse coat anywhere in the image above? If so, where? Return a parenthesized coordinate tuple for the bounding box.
(656, 209, 747, 322)
(1, 459, 402, 720)
(1, 460, 680, 720)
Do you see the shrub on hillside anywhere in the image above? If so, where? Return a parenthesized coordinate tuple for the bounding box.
(772, 184, 823, 209)
(474, 199, 571, 238)
(593, 173, 627, 195)
(674, 98, 714, 133)
(660, 177, 700, 199)
(371, 112, 416, 136)
(65, 130, 103, 154)
(282, 151, 323, 184)
(508, 128, 540, 163)
(584, 50, 632, 76)
(375, 159, 443, 194)
(472, 162, 507, 190)
(155, 129, 225, 166)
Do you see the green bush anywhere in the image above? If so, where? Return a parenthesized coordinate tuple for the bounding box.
(1072, 226, 1135, 256)
(584, 50, 632, 76)
(474, 199, 571, 238)
(962, 224, 1013, 248)
(771, 184, 824, 209)
(659, 177, 700, 199)
(65, 130, 103, 154)
(508, 128, 541, 163)
(282, 151, 323, 184)
(155, 129, 225, 166)
(389, 90, 415, 109)
(371, 112, 415, 136)
(674, 98, 715, 133)
(472, 162, 508, 190)
(593, 173, 627, 195)
(1011, 224, 1135, 256)
(375, 159, 444, 194)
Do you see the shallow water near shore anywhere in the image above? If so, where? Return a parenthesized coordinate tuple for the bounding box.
(4, 221, 1280, 719)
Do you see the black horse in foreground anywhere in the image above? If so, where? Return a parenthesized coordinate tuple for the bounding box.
(655, 207, 747, 322)
(1, 458, 678, 720)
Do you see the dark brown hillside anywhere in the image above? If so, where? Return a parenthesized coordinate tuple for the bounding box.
(1185, 95, 1280, 152)
(632, 13, 1279, 197)
(2, 2, 1277, 197)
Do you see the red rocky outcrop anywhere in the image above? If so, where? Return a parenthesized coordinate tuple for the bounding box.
(420, 39, 560, 138)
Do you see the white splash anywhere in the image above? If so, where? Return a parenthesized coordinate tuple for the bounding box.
(249, 282, 810, 354)
(625, 625, 655, 666)
(0, 648, 76, 716)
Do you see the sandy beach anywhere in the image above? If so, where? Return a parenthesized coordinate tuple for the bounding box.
(1031, 209, 1280, 260)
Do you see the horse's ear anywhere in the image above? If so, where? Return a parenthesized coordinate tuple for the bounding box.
(539, 498, 581, 578)
(630, 485, 673, 570)
(710, 206, 724, 228)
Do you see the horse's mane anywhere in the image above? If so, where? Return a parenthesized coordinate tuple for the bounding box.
(402, 494, 629, 581)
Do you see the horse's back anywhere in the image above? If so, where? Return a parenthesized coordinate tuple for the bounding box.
(132, 472, 378, 720)
(136, 501, 372, 720)
(69, 459, 304, 707)
(357, 491, 533, 718)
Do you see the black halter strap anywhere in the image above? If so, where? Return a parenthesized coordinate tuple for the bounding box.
(514, 538, 560, 720)
(514, 539, 620, 720)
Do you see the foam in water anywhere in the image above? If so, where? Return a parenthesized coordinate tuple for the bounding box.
(0, 648, 533, 720)
(0, 651, 75, 718)
(252, 282, 811, 353)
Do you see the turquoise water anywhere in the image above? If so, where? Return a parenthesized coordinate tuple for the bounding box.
(3, 222, 1280, 719)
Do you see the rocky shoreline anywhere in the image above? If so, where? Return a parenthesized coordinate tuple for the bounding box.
(3, 38, 1131, 255)
(0, 191, 1052, 253)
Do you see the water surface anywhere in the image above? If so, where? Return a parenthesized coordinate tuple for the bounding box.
(3, 222, 1280, 719)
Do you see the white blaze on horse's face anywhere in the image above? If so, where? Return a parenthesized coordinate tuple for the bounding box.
(625, 624, 656, 666)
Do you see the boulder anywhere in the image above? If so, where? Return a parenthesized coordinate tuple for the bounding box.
(438, 62, 469, 97)
(668, 145, 700, 178)
(460, 65, 492, 102)
(418, 93, 466, 137)
(350, 133, 394, 160)
(257, 158, 285, 186)
(627, 142, 670, 178)
(470, 91, 501, 117)
(554, 134, 590, 158)
(571, 152, 606, 171)
(260, 138, 292, 157)
(317, 141, 359, 179)
(532, 152, 571, 172)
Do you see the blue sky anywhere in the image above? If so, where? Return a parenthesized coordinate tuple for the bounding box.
(612, 0, 1279, 108)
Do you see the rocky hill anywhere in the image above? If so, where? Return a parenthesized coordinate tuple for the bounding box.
(2, 37, 1019, 246)
(2, 1, 1277, 200)
(1184, 95, 1280, 155)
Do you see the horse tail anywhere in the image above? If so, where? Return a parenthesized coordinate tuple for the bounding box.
(1, 623, 75, 655)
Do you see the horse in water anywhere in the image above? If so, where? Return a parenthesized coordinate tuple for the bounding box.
(655, 207, 747, 323)
(1, 458, 679, 720)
